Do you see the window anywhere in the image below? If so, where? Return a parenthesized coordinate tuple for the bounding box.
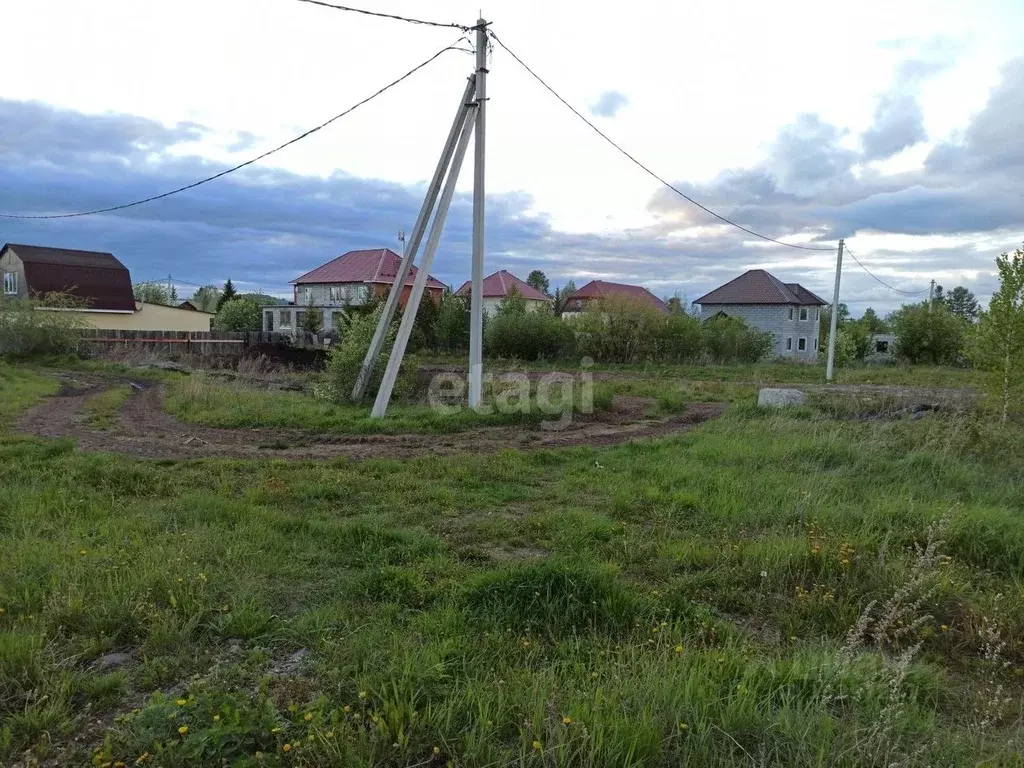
(876, 340, 889, 354)
(329, 285, 342, 301)
(265, 311, 274, 332)
(786, 337, 793, 351)
(279, 310, 292, 327)
(3, 271, 16, 295)
(814, 337, 818, 351)
(787, 307, 794, 321)
(296, 311, 307, 329)
(813, 307, 819, 321)
(798, 337, 807, 351)
(799, 307, 808, 321)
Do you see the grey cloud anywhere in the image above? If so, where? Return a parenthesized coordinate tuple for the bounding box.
(862, 93, 926, 159)
(0, 100, 205, 162)
(589, 90, 629, 118)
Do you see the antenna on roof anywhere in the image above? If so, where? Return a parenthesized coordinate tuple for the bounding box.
(397, 229, 406, 257)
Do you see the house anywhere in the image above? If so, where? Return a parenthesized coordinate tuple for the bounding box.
(1, 243, 214, 331)
(562, 280, 670, 317)
(454, 270, 552, 315)
(265, 248, 445, 333)
(694, 269, 827, 359)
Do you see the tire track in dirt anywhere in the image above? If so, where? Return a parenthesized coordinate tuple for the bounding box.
(17, 378, 727, 461)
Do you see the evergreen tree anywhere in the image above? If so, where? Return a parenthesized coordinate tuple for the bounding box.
(216, 279, 237, 312)
(945, 286, 980, 321)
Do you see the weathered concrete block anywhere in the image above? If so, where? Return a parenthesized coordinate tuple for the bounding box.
(757, 388, 807, 407)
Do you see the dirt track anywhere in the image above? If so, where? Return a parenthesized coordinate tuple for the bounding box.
(17, 376, 728, 461)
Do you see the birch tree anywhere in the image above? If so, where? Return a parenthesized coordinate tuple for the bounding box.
(973, 246, 1024, 422)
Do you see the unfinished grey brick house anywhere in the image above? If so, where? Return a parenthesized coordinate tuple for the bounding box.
(695, 270, 828, 360)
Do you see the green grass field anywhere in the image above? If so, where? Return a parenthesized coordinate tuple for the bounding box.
(1, 360, 1022, 766)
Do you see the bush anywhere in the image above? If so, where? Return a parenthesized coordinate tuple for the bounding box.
(322, 305, 414, 403)
(0, 294, 86, 358)
(485, 309, 575, 360)
(214, 298, 261, 332)
(701, 315, 773, 363)
(571, 295, 665, 363)
(657, 314, 704, 363)
(434, 292, 470, 352)
(890, 304, 965, 365)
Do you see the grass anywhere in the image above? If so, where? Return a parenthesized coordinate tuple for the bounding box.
(164, 373, 614, 435)
(82, 384, 133, 430)
(1, 360, 1023, 765)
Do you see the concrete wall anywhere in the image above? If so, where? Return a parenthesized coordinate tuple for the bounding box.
(294, 283, 371, 306)
(700, 303, 821, 359)
(0, 249, 27, 300)
(55, 302, 215, 332)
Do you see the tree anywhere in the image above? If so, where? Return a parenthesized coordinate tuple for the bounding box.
(820, 302, 850, 338)
(497, 285, 528, 316)
(552, 281, 577, 317)
(189, 285, 221, 313)
(434, 291, 469, 351)
(214, 298, 261, 331)
(133, 282, 175, 306)
(526, 270, 550, 296)
(216, 279, 237, 312)
(299, 298, 323, 334)
(970, 246, 1024, 422)
(666, 294, 686, 315)
(945, 286, 980, 322)
(890, 302, 965, 365)
(860, 307, 888, 334)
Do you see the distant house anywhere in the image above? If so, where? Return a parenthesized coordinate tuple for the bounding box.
(562, 280, 669, 317)
(1, 243, 214, 332)
(694, 269, 827, 359)
(266, 248, 445, 334)
(454, 270, 552, 316)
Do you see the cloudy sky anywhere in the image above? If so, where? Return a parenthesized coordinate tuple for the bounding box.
(2, 0, 1023, 313)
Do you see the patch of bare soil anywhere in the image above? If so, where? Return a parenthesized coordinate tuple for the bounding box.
(17, 376, 727, 462)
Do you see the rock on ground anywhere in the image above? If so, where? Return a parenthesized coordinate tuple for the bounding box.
(757, 388, 808, 407)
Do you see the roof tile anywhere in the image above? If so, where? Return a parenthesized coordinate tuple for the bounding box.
(292, 248, 445, 290)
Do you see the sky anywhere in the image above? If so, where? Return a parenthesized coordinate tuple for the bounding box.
(2, 0, 1023, 313)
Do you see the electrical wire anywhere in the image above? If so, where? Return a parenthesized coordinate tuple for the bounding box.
(843, 246, 931, 295)
(488, 31, 835, 253)
(294, 0, 474, 31)
(0, 41, 466, 220)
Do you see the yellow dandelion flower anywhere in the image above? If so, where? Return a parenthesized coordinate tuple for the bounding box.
(254, 753, 263, 760)
(175, 699, 187, 706)
(304, 712, 313, 721)
(433, 746, 441, 755)
(532, 740, 542, 750)
(343, 705, 351, 713)
(674, 645, 684, 654)
(212, 715, 220, 722)
(282, 744, 291, 752)
(325, 731, 335, 739)
(562, 716, 572, 725)
(134, 753, 149, 765)
(358, 691, 367, 699)
(271, 727, 283, 733)
(80, 549, 88, 555)
(940, 624, 949, 632)
(177, 725, 189, 735)
(678, 722, 689, 730)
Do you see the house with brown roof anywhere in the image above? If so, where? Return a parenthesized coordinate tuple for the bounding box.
(694, 269, 827, 359)
(562, 280, 670, 317)
(266, 248, 445, 334)
(454, 270, 552, 316)
(1, 243, 214, 331)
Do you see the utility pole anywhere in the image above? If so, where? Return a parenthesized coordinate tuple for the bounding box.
(468, 16, 488, 410)
(929, 279, 935, 312)
(372, 106, 477, 418)
(167, 274, 173, 303)
(825, 239, 845, 383)
(397, 230, 406, 257)
(354, 76, 477, 402)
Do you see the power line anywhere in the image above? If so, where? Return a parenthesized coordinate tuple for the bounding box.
(0, 41, 465, 220)
(294, 0, 473, 31)
(488, 31, 835, 253)
(843, 246, 930, 295)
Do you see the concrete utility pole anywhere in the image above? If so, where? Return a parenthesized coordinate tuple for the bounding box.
(353, 76, 477, 401)
(468, 17, 488, 410)
(167, 274, 173, 302)
(929, 279, 935, 312)
(825, 238, 845, 383)
(372, 106, 477, 418)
